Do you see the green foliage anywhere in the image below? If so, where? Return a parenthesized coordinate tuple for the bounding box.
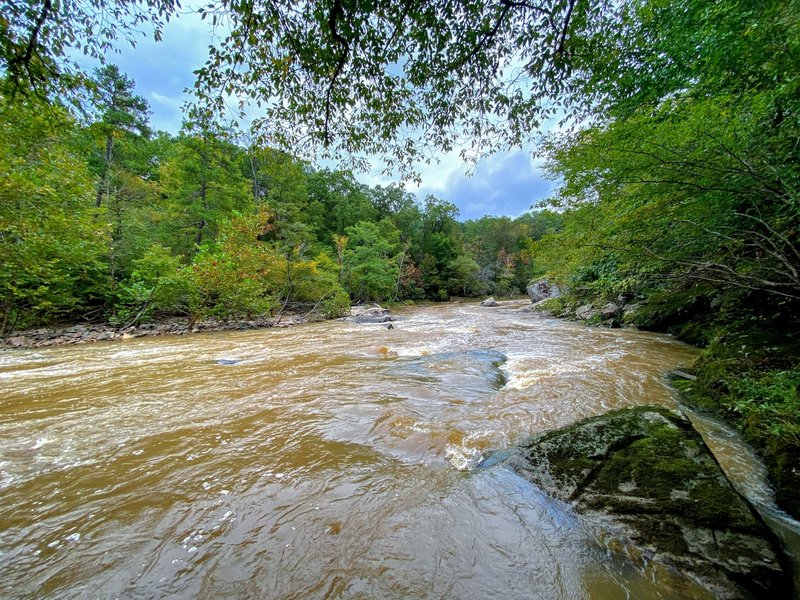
(0, 98, 109, 332)
(519, 0, 800, 517)
(190, 211, 282, 319)
(158, 117, 253, 256)
(342, 220, 400, 303)
(0, 1, 179, 99)
(192, 0, 628, 176)
(728, 370, 800, 443)
(289, 253, 350, 318)
(115, 244, 195, 325)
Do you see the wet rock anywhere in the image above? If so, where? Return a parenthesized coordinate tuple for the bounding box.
(491, 406, 790, 599)
(622, 303, 642, 324)
(480, 297, 499, 307)
(575, 304, 598, 320)
(350, 304, 389, 317)
(527, 278, 562, 303)
(348, 304, 396, 323)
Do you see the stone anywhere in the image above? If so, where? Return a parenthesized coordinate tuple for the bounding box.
(622, 303, 641, 324)
(600, 302, 621, 319)
(7, 336, 28, 347)
(489, 406, 790, 599)
(348, 304, 396, 323)
(575, 304, 598, 320)
(350, 304, 389, 318)
(480, 297, 499, 307)
(527, 278, 562, 303)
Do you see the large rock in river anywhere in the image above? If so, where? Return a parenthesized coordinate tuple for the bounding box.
(527, 278, 561, 303)
(491, 406, 790, 599)
(347, 304, 395, 323)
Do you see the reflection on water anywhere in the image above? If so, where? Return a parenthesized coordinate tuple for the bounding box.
(0, 301, 789, 598)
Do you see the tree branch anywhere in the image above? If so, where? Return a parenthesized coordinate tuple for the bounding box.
(323, 0, 351, 147)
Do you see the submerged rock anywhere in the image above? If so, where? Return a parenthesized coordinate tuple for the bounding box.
(388, 349, 508, 393)
(491, 406, 790, 599)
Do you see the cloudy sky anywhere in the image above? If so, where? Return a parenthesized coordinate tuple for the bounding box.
(100, 8, 554, 221)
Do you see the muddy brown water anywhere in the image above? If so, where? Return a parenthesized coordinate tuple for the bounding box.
(1, 301, 797, 599)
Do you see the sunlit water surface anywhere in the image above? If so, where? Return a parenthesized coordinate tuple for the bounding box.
(0, 301, 795, 598)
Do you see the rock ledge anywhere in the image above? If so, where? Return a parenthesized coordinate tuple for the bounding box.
(491, 405, 790, 598)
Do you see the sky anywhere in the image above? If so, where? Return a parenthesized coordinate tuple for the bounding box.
(98, 8, 555, 221)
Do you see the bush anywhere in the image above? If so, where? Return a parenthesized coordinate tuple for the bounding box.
(115, 244, 196, 324)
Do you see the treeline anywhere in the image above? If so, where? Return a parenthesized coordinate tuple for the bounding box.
(528, 0, 800, 516)
(0, 65, 560, 333)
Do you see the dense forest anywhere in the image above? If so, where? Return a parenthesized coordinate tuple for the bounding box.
(1, 0, 798, 516)
(0, 71, 562, 331)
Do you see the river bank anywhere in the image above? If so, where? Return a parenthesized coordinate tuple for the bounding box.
(0, 303, 403, 351)
(0, 315, 310, 350)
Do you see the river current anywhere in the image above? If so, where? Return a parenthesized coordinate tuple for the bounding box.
(0, 301, 795, 598)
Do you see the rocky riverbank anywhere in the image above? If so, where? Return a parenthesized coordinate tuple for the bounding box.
(0, 303, 400, 350)
(0, 315, 309, 350)
(525, 279, 638, 328)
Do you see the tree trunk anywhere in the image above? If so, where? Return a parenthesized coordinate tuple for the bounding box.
(195, 167, 208, 249)
(95, 134, 114, 208)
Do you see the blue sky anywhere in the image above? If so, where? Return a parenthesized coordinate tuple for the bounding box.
(97, 8, 554, 221)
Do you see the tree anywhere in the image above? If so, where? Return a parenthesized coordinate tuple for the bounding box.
(342, 220, 399, 302)
(158, 115, 252, 256)
(307, 168, 376, 242)
(448, 255, 484, 297)
(0, 98, 109, 332)
(0, 0, 179, 99)
(193, 0, 621, 175)
(89, 64, 151, 209)
(190, 209, 282, 319)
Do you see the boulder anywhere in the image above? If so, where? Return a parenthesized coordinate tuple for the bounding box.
(6, 336, 28, 348)
(480, 297, 499, 307)
(348, 304, 395, 323)
(575, 304, 598, 320)
(622, 303, 641, 324)
(527, 278, 562, 303)
(600, 302, 621, 319)
(490, 406, 790, 599)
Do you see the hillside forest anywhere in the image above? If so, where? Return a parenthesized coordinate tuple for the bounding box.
(1, 0, 798, 517)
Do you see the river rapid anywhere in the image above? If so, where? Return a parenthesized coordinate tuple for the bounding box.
(0, 301, 794, 599)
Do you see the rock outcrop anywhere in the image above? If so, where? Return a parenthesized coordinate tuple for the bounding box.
(487, 406, 790, 599)
(599, 302, 621, 319)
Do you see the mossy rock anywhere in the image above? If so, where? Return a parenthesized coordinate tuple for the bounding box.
(494, 406, 790, 599)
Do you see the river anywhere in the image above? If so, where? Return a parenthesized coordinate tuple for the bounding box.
(0, 301, 796, 598)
